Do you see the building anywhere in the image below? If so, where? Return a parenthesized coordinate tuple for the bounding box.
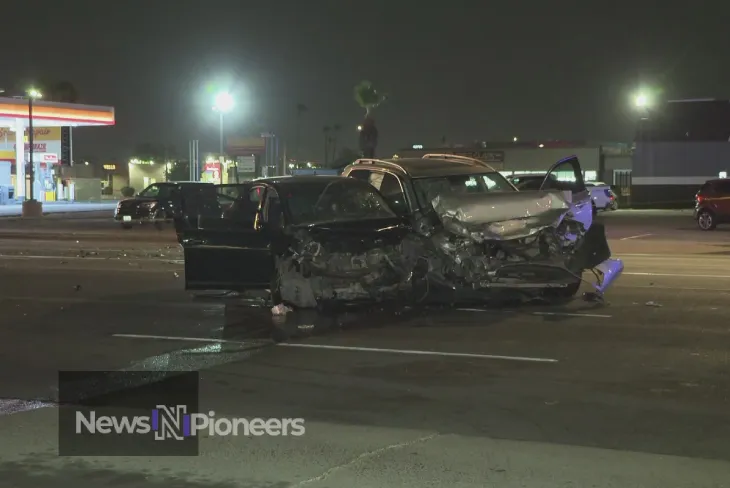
(395, 141, 633, 202)
(0, 97, 114, 204)
(632, 99, 730, 207)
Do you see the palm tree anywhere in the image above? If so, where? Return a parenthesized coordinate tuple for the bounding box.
(322, 126, 331, 164)
(354, 81, 387, 158)
(294, 103, 308, 164)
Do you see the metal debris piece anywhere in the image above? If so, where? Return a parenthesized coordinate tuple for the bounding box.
(173, 272, 180, 279)
(645, 301, 662, 307)
(271, 304, 292, 316)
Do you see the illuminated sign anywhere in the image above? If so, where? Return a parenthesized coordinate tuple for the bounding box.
(103, 164, 116, 170)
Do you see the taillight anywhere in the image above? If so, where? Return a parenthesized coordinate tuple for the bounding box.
(696, 194, 705, 204)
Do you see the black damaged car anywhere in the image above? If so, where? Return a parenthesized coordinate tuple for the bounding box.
(175, 176, 415, 307)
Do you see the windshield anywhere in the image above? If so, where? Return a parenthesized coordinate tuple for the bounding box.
(138, 184, 172, 198)
(284, 179, 397, 225)
(413, 172, 515, 208)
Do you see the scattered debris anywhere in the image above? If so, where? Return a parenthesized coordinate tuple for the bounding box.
(60, 261, 68, 264)
(271, 304, 292, 316)
(173, 272, 179, 279)
(544, 400, 559, 406)
(645, 301, 662, 307)
(74, 285, 82, 292)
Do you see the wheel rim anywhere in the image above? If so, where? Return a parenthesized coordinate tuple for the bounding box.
(699, 213, 713, 229)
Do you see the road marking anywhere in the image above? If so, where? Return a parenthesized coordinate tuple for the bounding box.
(4, 296, 206, 308)
(621, 284, 730, 292)
(0, 254, 182, 264)
(112, 333, 558, 363)
(0, 399, 56, 416)
(624, 272, 730, 279)
(620, 233, 653, 240)
(531, 312, 612, 318)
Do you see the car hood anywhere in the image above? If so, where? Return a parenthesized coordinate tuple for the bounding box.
(430, 190, 573, 240)
(290, 217, 409, 253)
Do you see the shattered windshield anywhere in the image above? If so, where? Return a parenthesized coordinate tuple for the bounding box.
(285, 179, 397, 225)
(413, 172, 516, 209)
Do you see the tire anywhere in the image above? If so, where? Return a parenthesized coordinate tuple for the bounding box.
(697, 210, 716, 231)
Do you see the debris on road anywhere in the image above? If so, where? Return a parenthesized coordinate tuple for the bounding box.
(645, 301, 662, 307)
(173, 272, 179, 279)
(271, 304, 292, 316)
(73, 285, 82, 292)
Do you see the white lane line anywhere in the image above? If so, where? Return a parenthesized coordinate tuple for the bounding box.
(625, 272, 730, 279)
(0, 399, 56, 416)
(621, 284, 730, 292)
(0, 254, 182, 263)
(112, 333, 558, 363)
(620, 233, 653, 240)
(531, 312, 612, 318)
(457, 309, 612, 319)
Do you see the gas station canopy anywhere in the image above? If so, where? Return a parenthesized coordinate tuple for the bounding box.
(0, 97, 115, 128)
(0, 97, 115, 201)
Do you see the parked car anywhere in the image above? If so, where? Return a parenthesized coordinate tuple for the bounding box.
(694, 178, 730, 230)
(585, 181, 618, 211)
(114, 181, 214, 229)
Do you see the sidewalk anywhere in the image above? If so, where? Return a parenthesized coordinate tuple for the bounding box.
(0, 201, 118, 217)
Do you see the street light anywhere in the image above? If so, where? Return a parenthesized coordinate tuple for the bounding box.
(26, 87, 42, 203)
(634, 93, 649, 108)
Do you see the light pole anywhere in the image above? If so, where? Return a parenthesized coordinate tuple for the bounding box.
(213, 91, 233, 156)
(213, 91, 234, 183)
(26, 88, 42, 202)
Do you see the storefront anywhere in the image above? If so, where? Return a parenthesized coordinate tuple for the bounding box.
(0, 97, 115, 202)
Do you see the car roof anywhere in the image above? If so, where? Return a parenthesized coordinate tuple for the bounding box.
(347, 157, 501, 178)
(253, 175, 343, 185)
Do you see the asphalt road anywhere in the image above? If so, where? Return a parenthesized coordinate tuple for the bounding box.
(0, 210, 729, 487)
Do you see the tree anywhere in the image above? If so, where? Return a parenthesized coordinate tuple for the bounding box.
(354, 81, 387, 158)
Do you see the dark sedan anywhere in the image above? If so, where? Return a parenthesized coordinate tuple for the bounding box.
(114, 182, 214, 229)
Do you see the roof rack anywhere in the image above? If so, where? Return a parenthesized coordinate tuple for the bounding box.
(421, 153, 498, 172)
(352, 158, 407, 173)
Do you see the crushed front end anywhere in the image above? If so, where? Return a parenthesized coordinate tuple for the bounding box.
(274, 221, 421, 309)
(415, 190, 623, 301)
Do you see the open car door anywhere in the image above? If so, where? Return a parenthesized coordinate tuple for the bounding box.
(175, 183, 275, 291)
(540, 156, 593, 230)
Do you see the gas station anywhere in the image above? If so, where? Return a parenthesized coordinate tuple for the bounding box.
(0, 96, 114, 213)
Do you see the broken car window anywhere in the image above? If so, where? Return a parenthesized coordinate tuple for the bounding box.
(413, 172, 515, 210)
(285, 180, 397, 225)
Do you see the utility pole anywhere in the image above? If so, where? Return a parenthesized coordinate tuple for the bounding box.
(28, 96, 35, 201)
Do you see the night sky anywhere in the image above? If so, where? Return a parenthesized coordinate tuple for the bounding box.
(3, 2, 727, 162)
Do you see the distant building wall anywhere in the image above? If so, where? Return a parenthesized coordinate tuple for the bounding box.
(632, 142, 730, 207)
(128, 164, 166, 193)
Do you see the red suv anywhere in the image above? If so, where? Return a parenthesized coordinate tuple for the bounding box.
(694, 179, 730, 230)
